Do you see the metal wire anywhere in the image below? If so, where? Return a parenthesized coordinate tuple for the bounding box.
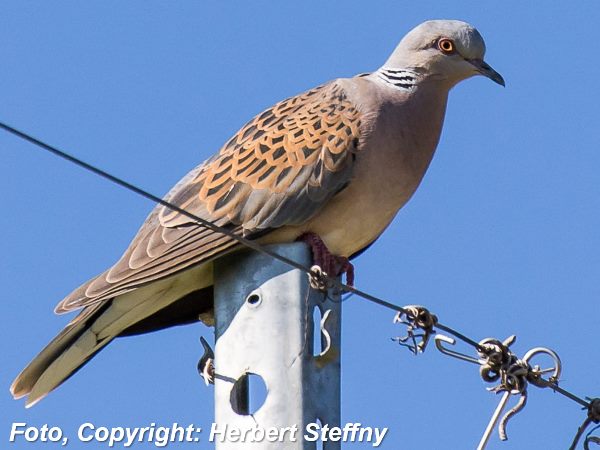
(2, 121, 597, 449)
(394, 306, 597, 449)
(0, 121, 410, 314)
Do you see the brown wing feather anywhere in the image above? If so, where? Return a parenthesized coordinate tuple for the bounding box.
(161, 82, 361, 229)
(55, 80, 362, 313)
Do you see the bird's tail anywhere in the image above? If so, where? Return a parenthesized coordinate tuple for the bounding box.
(10, 273, 208, 407)
(10, 302, 116, 407)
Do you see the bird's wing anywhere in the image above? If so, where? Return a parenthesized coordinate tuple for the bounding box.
(55, 80, 362, 313)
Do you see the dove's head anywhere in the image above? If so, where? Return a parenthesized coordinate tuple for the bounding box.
(385, 20, 504, 87)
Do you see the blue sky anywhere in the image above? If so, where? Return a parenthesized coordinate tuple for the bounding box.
(1, 2, 599, 449)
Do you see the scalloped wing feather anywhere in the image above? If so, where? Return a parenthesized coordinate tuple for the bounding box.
(160, 82, 361, 229)
(55, 80, 362, 314)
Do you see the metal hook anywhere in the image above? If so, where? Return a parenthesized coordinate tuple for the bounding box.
(584, 424, 600, 450)
(197, 336, 215, 386)
(478, 346, 563, 449)
(569, 405, 600, 450)
(478, 390, 515, 450)
(522, 347, 562, 386)
(317, 309, 332, 357)
(498, 391, 528, 441)
(434, 334, 482, 365)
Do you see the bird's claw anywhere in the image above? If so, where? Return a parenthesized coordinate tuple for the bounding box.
(297, 232, 355, 287)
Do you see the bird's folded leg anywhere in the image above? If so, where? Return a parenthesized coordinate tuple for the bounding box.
(297, 232, 354, 287)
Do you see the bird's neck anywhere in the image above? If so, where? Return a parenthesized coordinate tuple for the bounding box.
(374, 66, 421, 92)
(374, 65, 458, 94)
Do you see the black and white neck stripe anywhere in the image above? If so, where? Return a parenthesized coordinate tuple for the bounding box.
(375, 67, 419, 91)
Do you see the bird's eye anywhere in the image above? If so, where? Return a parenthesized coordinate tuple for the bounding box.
(437, 38, 455, 54)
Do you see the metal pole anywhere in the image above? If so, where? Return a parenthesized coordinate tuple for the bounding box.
(212, 243, 341, 449)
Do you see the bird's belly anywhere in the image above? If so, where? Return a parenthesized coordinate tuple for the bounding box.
(264, 165, 422, 257)
(303, 182, 411, 256)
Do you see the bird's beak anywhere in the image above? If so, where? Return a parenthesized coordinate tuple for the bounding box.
(468, 59, 505, 87)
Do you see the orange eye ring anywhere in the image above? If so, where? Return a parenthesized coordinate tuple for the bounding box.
(437, 38, 455, 54)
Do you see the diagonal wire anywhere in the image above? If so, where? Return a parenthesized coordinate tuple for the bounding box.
(1, 120, 594, 430)
(0, 121, 405, 315)
(0, 122, 569, 364)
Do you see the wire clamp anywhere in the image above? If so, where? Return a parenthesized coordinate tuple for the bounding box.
(433, 333, 563, 448)
(392, 305, 438, 354)
(308, 265, 335, 291)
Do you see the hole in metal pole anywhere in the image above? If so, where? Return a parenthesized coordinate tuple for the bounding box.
(312, 306, 323, 357)
(248, 373, 268, 414)
(230, 373, 267, 415)
(245, 293, 262, 307)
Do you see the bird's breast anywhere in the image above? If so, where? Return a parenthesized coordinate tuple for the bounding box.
(302, 87, 449, 256)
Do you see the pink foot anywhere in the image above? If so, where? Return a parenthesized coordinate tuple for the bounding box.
(296, 232, 355, 286)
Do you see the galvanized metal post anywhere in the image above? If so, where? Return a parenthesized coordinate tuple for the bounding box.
(212, 243, 341, 449)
